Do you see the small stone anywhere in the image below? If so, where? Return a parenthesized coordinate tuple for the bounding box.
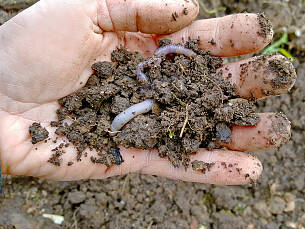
(285, 221, 297, 229)
(215, 123, 231, 143)
(79, 202, 98, 218)
(68, 191, 86, 204)
(161, 82, 168, 87)
(284, 193, 296, 202)
(95, 193, 108, 206)
(42, 190, 48, 197)
(284, 201, 295, 212)
(269, 197, 286, 214)
(253, 201, 271, 218)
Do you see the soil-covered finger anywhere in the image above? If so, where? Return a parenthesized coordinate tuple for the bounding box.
(97, 0, 199, 34)
(219, 54, 297, 99)
(161, 13, 273, 57)
(218, 113, 291, 151)
(137, 148, 262, 185)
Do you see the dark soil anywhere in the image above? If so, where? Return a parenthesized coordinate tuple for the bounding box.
(28, 123, 49, 144)
(47, 39, 259, 170)
(257, 13, 273, 39)
(1, 1, 305, 229)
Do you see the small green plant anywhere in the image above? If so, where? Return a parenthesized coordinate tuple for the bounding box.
(169, 131, 175, 139)
(233, 203, 246, 214)
(167, 126, 175, 139)
(220, 209, 234, 215)
(262, 32, 294, 61)
(198, 225, 208, 229)
(201, 192, 216, 205)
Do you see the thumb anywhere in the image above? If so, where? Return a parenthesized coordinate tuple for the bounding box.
(97, 0, 199, 34)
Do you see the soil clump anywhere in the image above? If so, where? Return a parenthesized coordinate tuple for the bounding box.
(28, 122, 49, 144)
(34, 39, 259, 170)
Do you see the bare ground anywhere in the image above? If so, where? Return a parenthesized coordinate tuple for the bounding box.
(0, 0, 304, 228)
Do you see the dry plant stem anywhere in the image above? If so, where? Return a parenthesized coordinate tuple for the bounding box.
(179, 104, 189, 138)
(172, 92, 186, 106)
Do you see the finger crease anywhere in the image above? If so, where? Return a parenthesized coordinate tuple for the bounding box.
(104, 0, 115, 31)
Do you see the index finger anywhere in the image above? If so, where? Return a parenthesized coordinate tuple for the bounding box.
(98, 0, 199, 34)
(161, 13, 273, 57)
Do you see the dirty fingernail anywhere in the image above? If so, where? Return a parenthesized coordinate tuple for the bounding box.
(266, 112, 291, 147)
(218, 113, 291, 151)
(223, 54, 297, 99)
(258, 54, 297, 98)
(256, 13, 273, 44)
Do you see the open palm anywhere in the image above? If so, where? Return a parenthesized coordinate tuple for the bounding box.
(0, 0, 295, 184)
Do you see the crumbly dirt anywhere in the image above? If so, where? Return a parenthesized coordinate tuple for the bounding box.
(1, 1, 305, 229)
(29, 123, 49, 144)
(49, 39, 259, 169)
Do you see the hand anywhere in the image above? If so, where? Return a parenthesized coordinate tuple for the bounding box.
(0, 0, 296, 184)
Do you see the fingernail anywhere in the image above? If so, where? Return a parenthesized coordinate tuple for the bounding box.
(266, 112, 291, 147)
(236, 54, 297, 99)
(256, 13, 273, 44)
(263, 55, 297, 95)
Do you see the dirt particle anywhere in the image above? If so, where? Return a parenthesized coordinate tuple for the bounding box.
(271, 112, 291, 144)
(191, 160, 215, 174)
(236, 168, 242, 174)
(216, 123, 231, 143)
(29, 122, 49, 144)
(230, 39, 234, 48)
(208, 38, 216, 46)
(91, 61, 113, 79)
(257, 13, 272, 38)
(172, 12, 178, 21)
(48, 148, 65, 166)
(268, 58, 297, 90)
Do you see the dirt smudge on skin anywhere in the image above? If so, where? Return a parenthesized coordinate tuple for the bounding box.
(270, 112, 291, 145)
(191, 160, 215, 174)
(235, 54, 296, 98)
(268, 58, 297, 90)
(257, 12, 273, 39)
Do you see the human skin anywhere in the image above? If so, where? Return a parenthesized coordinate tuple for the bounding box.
(0, 0, 296, 185)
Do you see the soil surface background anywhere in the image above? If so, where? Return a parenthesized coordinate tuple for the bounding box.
(1, 1, 304, 229)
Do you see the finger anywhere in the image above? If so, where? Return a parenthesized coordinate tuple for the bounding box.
(219, 54, 297, 99)
(122, 148, 263, 185)
(43, 147, 262, 185)
(1, 115, 261, 185)
(161, 13, 273, 57)
(218, 113, 291, 151)
(97, 0, 199, 34)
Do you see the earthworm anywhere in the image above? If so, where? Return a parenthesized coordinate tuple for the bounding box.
(155, 44, 196, 57)
(110, 99, 155, 132)
(137, 57, 162, 84)
(111, 45, 196, 132)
